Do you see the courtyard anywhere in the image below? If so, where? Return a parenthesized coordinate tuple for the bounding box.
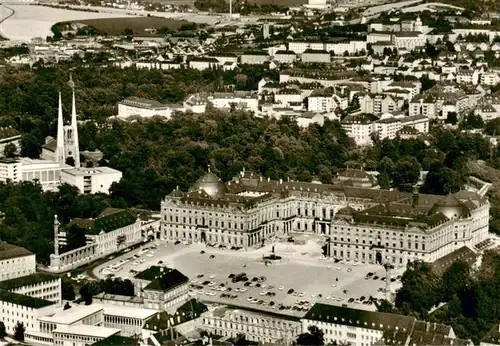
(94, 236, 405, 317)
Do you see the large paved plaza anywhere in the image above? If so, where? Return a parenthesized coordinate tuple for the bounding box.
(94, 237, 405, 317)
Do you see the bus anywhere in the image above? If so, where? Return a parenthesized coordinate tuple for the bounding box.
(232, 272, 247, 283)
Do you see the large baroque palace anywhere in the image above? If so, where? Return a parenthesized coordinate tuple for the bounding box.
(160, 169, 489, 267)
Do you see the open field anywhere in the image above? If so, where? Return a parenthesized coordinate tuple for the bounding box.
(72, 16, 195, 35)
(94, 238, 405, 317)
(0, 4, 137, 40)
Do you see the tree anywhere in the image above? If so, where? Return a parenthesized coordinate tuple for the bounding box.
(14, 321, 25, 342)
(297, 325, 324, 346)
(64, 224, 88, 253)
(446, 112, 458, 125)
(441, 261, 471, 302)
(20, 133, 41, 158)
(0, 321, 5, 339)
(233, 333, 246, 345)
(117, 234, 126, 248)
(64, 302, 72, 310)
(62, 279, 76, 301)
(421, 163, 462, 195)
(3, 143, 17, 158)
(392, 156, 421, 191)
(79, 282, 101, 305)
(377, 299, 394, 313)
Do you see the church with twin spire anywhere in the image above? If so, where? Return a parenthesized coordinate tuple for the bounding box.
(0, 75, 122, 194)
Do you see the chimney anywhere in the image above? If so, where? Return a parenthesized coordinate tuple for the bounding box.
(426, 322, 430, 332)
(260, 176, 263, 182)
(279, 179, 283, 184)
(267, 177, 270, 182)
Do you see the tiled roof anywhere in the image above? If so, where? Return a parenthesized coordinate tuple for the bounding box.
(0, 242, 33, 261)
(303, 303, 415, 333)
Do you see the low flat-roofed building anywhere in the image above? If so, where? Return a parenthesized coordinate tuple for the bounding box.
(102, 305, 158, 336)
(0, 157, 70, 191)
(117, 96, 182, 119)
(91, 335, 139, 346)
(53, 324, 121, 346)
(60, 166, 122, 194)
(0, 242, 36, 281)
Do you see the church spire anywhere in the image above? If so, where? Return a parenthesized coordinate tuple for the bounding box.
(69, 74, 80, 168)
(56, 92, 65, 164)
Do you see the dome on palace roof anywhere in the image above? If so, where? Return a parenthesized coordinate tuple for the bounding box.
(190, 172, 226, 199)
(429, 194, 470, 220)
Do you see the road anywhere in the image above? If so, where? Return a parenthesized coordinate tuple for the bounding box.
(0, 4, 15, 38)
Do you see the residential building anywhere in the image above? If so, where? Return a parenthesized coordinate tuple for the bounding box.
(301, 49, 331, 63)
(275, 88, 303, 107)
(134, 266, 190, 313)
(188, 57, 219, 70)
(184, 92, 259, 114)
(0, 243, 36, 281)
(457, 69, 480, 85)
(358, 94, 404, 115)
(288, 41, 366, 55)
(481, 72, 500, 86)
(201, 305, 302, 344)
(160, 169, 488, 267)
(117, 96, 182, 119)
(240, 52, 269, 65)
(308, 88, 347, 112)
(341, 113, 377, 146)
(0, 273, 62, 305)
(273, 50, 297, 64)
(60, 166, 123, 194)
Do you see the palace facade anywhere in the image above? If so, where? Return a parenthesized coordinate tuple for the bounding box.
(160, 170, 489, 267)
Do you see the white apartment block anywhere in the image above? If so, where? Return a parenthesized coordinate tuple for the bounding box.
(240, 52, 269, 65)
(288, 41, 367, 55)
(0, 243, 36, 281)
(301, 50, 331, 63)
(201, 305, 302, 344)
(117, 96, 181, 119)
(308, 89, 347, 112)
(1, 275, 62, 305)
(358, 94, 404, 115)
(481, 72, 500, 86)
(275, 88, 303, 107)
(60, 166, 122, 194)
(184, 92, 259, 114)
(341, 114, 377, 146)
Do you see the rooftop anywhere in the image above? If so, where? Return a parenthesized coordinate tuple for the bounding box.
(71, 208, 137, 235)
(91, 335, 139, 346)
(0, 289, 54, 309)
(0, 242, 33, 261)
(303, 303, 415, 332)
(54, 325, 120, 338)
(143, 268, 189, 292)
(0, 127, 21, 141)
(39, 305, 104, 325)
(102, 305, 158, 320)
(0, 273, 59, 291)
(61, 166, 121, 177)
(119, 96, 167, 109)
